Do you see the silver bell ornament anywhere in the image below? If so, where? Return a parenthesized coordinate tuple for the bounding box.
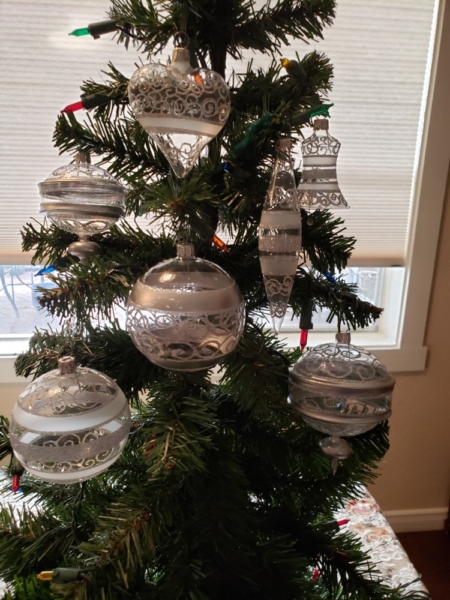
(39, 152, 126, 263)
(128, 47, 231, 178)
(289, 332, 395, 473)
(9, 357, 131, 483)
(298, 118, 348, 210)
(126, 243, 245, 371)
(258, 138, 302, 332)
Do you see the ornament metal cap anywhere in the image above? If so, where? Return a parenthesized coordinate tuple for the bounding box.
(313, 118, 329, 130)
(58, 356, 76, 374)
(75, 151, 90, 164)
(335, 331, 351, 344)
(176, 243, 194, 258)
(169, 48, 194, 74)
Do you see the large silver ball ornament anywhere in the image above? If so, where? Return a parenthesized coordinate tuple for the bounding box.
(126, 244, 245, 371)
(9, 357, 131, 483)
(289, 333, 395, 472)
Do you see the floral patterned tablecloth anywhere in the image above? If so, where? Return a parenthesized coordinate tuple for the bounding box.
(0, 488, 428, 596)
(335, 489, 428, 593)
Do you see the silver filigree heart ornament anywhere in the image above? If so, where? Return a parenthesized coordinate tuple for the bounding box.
(128, 48, 231, 178)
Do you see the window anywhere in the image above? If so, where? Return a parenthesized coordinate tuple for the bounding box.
(0, 0, 448, 378)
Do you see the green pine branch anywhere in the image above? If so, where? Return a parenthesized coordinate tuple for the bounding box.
(53, 112, 166, 181)
(3, 1, 411, 599)
(109, 0, 336, 64)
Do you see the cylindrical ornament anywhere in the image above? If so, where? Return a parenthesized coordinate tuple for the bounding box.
(39, 152, 126, 235)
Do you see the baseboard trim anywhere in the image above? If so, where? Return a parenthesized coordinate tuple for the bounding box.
(384, 507, 448, 533)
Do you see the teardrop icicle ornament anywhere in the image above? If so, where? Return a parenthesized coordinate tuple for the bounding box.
(128, 48, 231, 178)
(258, 138, 302, 332)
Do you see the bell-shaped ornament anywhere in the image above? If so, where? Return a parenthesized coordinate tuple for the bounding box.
(298, 118, 348, 210)
(258, 138, 302, 332)
(128, 48, 231, 178)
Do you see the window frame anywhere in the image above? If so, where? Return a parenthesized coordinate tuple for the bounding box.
(0, 0, 449, 382)
(274, 0, 449, 373)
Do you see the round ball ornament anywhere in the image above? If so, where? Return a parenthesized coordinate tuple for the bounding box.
(289, 332, 395, 473)
(39, 152, 126, 263)
(126, 244, 245, 371)
(9, 357, 131, 483)
(128, 47, 231, 178)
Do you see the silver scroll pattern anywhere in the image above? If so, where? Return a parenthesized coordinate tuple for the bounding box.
(298, 130, 348, 209)
(128, 62, 231, 177)
(46, 162, 125, 190)
(49, 215, 119, 236)
(263, 275, 295, 318)
(293, 342, 389, 383)
(127, 303, 245, 371)
(15, 418, 130, 475)
(128, 64, 230, 126)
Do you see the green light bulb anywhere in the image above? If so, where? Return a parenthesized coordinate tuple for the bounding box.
(68, 27, 90, 37)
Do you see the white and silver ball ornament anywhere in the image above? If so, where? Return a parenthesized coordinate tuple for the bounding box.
(38, 152, 126, 263)
(289, 332, 395, 472)
(126, 243, 245, 371)
(9, 357, 131, 483)
(128, 47, 231, 178)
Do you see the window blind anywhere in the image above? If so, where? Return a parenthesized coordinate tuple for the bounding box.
(0, 0, 436, 265)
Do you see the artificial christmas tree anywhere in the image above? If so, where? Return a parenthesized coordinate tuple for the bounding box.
(0, 1, 430, 599)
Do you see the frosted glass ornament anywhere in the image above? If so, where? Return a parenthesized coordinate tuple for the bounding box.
(289, 332, 395, 472)
(128, 48, 231, 178)
(39, 152, 126, 263)
(258, 138, 302, 332)
(9, 357, 131, 483)
(126, 244, 245, 371)
(298, 118, 348, 210)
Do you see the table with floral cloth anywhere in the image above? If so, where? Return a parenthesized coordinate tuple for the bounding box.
(0, 488, 428, 596)
(334, 489, 428, 593)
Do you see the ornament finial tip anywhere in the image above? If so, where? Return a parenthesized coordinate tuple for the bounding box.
(271, 315, 285, 334)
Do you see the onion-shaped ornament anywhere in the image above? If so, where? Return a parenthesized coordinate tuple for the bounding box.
(258, 138, 302, 332)
(9, 357, 131, 483)
(128, 47, 231, 178)
(126, 244, 245, 371)
(289, 332, 395, 473)
(298, 119, 348, 210)
(39, 152, 126, 263)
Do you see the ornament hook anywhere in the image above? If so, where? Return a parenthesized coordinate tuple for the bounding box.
(173, 31, 189, 49)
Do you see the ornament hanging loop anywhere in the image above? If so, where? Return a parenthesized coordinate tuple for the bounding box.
(173, 31, 189, 49)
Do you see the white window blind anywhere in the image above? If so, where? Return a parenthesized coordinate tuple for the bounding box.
(0, 0, 436, 265)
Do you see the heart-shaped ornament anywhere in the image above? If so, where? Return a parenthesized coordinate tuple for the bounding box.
(128, 48, 231, 177)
